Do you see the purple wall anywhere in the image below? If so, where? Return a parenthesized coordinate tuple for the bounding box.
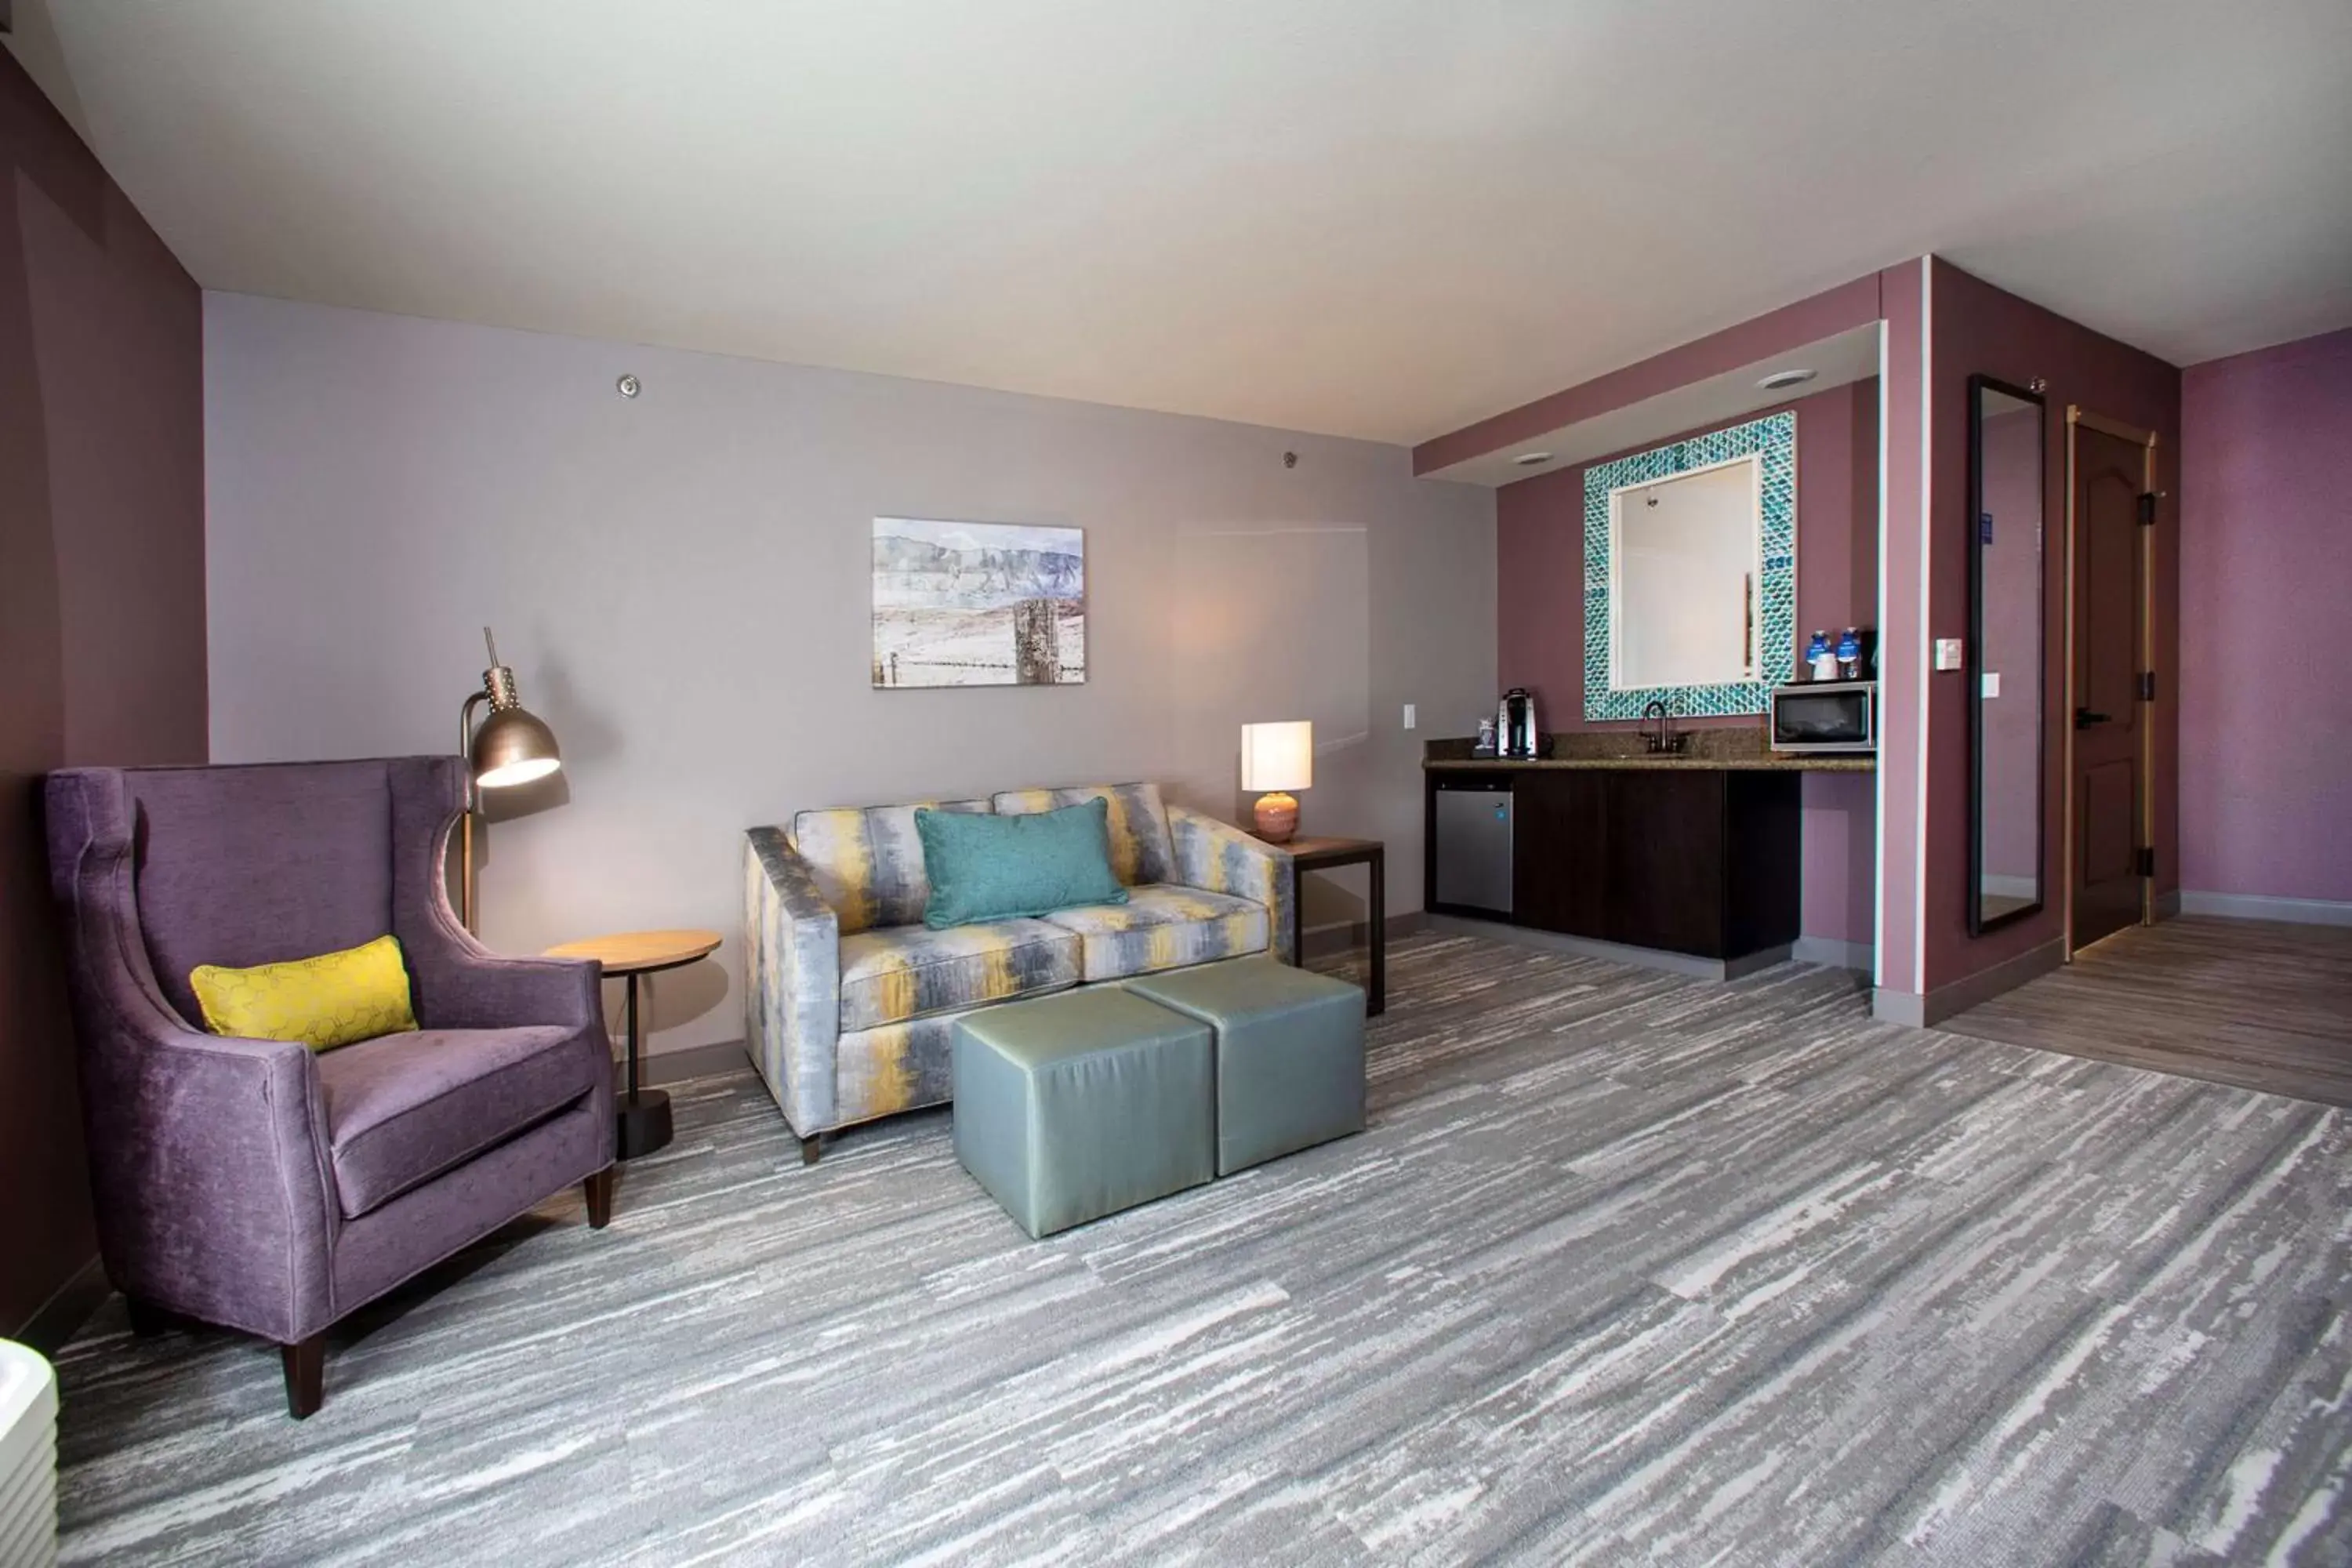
(1497, 379, 1880, 947)
(1918, 260, 2180, 995)
(2180, 327, 2352, 903)
(0, 51, 207, 1338)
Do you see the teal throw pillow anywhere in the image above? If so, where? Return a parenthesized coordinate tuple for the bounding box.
(916, 799, 1128, 929)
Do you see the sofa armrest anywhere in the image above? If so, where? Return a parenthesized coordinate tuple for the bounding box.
(744, 828, 841, 1133)
(44, 771, 340, 1343)
(1167, 804, 1297, 964)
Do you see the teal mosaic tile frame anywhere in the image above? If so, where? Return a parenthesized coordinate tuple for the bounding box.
(1583, 410, 1796, 721)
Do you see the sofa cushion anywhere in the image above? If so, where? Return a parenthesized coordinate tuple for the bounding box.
(789, 799, 990, 934)
(915, 800, 1127, 929)
(318, 1025, 599, 1218)
(991, 783, 1175, 886)
(837, 917, 1080, 1032)
(1036, 884, 1269, 982)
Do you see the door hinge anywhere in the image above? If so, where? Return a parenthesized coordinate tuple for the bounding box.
(2136, 847, 2156, 878)
(2138, 670, 2156, 702)
(2136, 492, 2158, 525)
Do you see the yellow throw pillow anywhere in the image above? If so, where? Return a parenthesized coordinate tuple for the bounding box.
(191, 935, 417, 1051)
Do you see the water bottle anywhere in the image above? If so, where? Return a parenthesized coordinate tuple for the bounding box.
(1835, 627, 1861, 681)
(1806, 630, 1835, 682)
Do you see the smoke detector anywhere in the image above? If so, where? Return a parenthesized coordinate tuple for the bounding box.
(1757, 368, 1817, 391)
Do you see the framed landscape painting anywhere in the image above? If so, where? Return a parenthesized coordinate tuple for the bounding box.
(872, 518, 1087, 688)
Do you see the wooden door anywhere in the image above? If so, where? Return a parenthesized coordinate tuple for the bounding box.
(2070, 422, 2149, 951)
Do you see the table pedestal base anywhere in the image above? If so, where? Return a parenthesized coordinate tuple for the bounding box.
(617, 1088, 673, 1160)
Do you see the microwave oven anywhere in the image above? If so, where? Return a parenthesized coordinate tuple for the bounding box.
(1769, 680, 1876, 753)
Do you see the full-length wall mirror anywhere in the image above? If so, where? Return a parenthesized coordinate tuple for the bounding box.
(1968, 375, 2046, 933)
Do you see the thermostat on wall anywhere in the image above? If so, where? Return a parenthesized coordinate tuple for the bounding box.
(1933, 637, 1965, 671)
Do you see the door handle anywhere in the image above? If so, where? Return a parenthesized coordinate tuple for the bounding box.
(2074, 706, 2111, 729)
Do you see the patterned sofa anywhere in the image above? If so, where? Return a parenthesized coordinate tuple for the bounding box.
(744, 782, 1295, 1161)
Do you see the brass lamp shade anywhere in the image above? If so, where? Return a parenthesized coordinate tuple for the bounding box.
(471, 706, 561, 788)
(456, 626, 564, 931)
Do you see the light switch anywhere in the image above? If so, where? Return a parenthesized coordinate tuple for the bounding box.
(1934, 637, 1965, 672)
(1981, 671, 2001, 699)
(1403, 703, 1417, 731)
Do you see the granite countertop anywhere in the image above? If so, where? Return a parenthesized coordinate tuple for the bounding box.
(1422, 730, 1874, 773)
(1425, 754, 1874, 773)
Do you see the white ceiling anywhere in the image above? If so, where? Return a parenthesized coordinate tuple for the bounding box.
(9, 1, 2350, 445)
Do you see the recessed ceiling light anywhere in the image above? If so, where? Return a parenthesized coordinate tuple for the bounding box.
(1757, 368, 1817, 390)
(1512, 452, 1554, 466)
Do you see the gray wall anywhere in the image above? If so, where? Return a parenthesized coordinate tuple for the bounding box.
(205, 293, 1497, 1061)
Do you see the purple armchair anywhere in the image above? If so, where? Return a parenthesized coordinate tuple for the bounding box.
(44, 757, 615, 1417)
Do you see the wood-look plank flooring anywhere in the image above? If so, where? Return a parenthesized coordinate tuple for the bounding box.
(1941, 916, 2352, 1107)
(47, 932, 2352, 1566)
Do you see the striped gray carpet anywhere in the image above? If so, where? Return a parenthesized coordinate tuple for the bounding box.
(49, 934, 2352, 1565)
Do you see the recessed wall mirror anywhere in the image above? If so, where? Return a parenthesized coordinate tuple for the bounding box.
(1611, 456, 1761, 690)
(1584, 412, 1796, 720)
(1968, 375, 2046, 934)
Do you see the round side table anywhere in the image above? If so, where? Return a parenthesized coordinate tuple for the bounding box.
(545, 927, 720, 1159)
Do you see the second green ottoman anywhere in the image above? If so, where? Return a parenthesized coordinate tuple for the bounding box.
(952, 987, 1215, 1238)
(1125, 956, 1367, 1176)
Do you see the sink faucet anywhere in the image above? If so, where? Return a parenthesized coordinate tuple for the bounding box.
(1642, 699, 1683, 755)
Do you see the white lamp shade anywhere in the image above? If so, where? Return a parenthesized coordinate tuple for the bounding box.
(1240, 720, 1313, 792)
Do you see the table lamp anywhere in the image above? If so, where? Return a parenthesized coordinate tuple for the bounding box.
(457, 626, 562, 931)
(1241, 720, 1312, 844)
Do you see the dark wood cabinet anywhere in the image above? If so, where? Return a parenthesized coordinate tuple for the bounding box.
(1510, 771, 1606, 937)
(1430, 766, 1802, 963)
(1602, 771, 1730, 955)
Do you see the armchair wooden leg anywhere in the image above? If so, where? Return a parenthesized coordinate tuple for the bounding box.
(125, 1297, 172, 1338)
(281, 1334, 325, 1420)
(800, 1134, 825, 1166)
(584, 1167, 616, 1229)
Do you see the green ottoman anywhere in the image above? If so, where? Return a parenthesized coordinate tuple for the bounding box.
(1125, 956, 1367, 1176)
(952, 987, 1215, 1238)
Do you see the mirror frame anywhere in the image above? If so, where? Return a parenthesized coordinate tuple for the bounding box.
(1581, 410, 1797, 720)
(1966, 372, 2047, 936)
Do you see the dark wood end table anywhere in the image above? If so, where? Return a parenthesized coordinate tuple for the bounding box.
(1274, 835, 1385, 1015)
(544, 927, 721, 1158)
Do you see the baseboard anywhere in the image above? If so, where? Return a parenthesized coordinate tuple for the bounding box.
(14, 1252, 108, 1356)
(1874, 935, 2065, 1029)
(1722, 945, 1796, 980)
(630, 1039, 753, 1087)
(1425, 913, 1782, 982)
(2179, 891, 2352, 928)
(1791, 936, 1872, 971)
(2153, 888, 2183, 921)
(1301, 910, 1428, 960)
(1871, 989, 1927, 1028)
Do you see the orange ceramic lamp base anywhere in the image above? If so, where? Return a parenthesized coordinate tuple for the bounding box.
(1252, 791, 1300, 844)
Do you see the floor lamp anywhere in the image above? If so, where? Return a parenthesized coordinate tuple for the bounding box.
(457, 627, 562, 932)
